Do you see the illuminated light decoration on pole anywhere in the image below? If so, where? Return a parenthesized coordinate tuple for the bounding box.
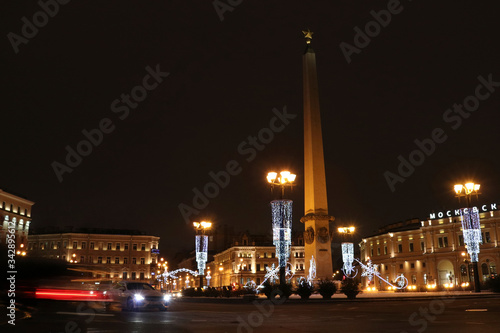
(271, 200, 293, 269)
(264, 263, 280, 284)
(454, 182, 482, 293)
(206, 271, 211, 287)
(307, 255, 316, 285)
(341, 242, 357, 277)
(195, 234, 208, 275)
(354, 258, 408, 290)
(460, 208, 482, 262)
(267, 171, 296, 288)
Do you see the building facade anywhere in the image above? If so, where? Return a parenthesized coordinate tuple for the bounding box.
(359, 204, 500, 290)
(28, 228, 160, 282)
(0, 189, 34, 255)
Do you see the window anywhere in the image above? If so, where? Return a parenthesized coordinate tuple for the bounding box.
(384, 246, 387, 255)
(294, 252, 298, 258)
(271, 252, 275, 258)
(141, 244, 146, 251)
(398, 244, 403, 253)
(410, 263, 415, 269)
(300, 264, 304, 270)
(133, 244, 137, 251)
(399, 264, 403, 269)
(458, 235, 464, 246)
(490, 262, 497, 276)
(115, 257, 120, 264)
(256, 264, 261, 271)
(132, 258, 137, 264)
(412, 275, 417, 284)
(420, 241, 424, 251)
(124, 257, 128, 264)
(377, 248, 381, 256)
(64, 241, 67, 249)
(82, 242, 86, 250)
(140, 272, 145, 280)
(151, 258, 156, 265)
(116, 243, 120, 251)
(371, 248, 374, 257)
(98, 257, 102, 264)
(484, 232, 491, 243)
(409, 243, 414, 252)
(107, 243, 112, 250)
(422, 262, 426, 268)
(106, 257, 111, 264)
(131, 272, 136, 280)
(140, 258, 145, 265)
(438, 237, 448, 248)
(25, 209, 27, 215)
(264, 253, 267, 258)
(124, 243, 129, 250)
(90, 242, 94, 250)
(123, 272, 128, 280)
(73, 241, 77, 249)
(385, 265, 388, 271)
(57, 241, 61, 249)
(443, 237, 448, 247)
(80, 256, 85, 263)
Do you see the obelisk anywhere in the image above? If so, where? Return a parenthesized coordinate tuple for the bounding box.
(300, 30, 334, 280)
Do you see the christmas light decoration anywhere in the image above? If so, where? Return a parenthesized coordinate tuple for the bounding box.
(307, 255, 316, 285)
(271, 200, 292, 269)
(206, 271, 211, 286)
(195, 234, 209, 275)
(341, 242, 356, 277)
(460, 208, 482, 262)
(355, 258, 408, 290)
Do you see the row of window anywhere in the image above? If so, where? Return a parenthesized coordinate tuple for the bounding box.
(369, 232, 493, 256)
(69, 256, 151, 265)
(1, 202, 29, 216)
(238, 252, 305, 259)
(234, 263, 305, 272)
(30, 241, 156, 251)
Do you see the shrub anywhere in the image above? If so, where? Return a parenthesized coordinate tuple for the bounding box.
(317, 279, 337, 299)
(341, 278, 360, 299)
(296, 280, 314, 299)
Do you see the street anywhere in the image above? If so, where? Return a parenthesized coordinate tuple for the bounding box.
(5, 296, 500, 333)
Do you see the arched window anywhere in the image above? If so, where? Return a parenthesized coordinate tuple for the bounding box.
(490, 262, 497, 276)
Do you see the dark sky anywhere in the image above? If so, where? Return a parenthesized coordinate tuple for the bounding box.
(3, 1, 500, 257)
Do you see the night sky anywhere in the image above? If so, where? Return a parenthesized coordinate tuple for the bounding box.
(3, 1, 500, 256)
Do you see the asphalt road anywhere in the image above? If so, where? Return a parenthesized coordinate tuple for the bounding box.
(4, 296, 500, 333)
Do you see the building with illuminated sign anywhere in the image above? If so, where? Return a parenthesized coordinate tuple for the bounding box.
(0, 189, 34, 255)
(359, 204, 499, 290)
(28, 227, 160, 282)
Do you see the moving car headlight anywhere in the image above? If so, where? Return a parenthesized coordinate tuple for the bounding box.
(134, 294, 145, 301)
(163, 294, 171, 302)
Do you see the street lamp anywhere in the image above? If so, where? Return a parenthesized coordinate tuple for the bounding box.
(338, 226, 356, 277)
(219, 264, 223, 289)
(267, 171, 296, 288)
(194, 221, 212, 288)
(454, 182, 481, 293)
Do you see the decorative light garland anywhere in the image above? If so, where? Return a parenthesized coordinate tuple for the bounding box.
(307, 255, 316, 285)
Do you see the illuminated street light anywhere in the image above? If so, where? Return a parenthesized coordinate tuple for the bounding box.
(454, 182, 482, 293)
(267, 171, 296, 289)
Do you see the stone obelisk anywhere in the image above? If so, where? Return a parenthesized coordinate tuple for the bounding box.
(300, 30, 334, 280)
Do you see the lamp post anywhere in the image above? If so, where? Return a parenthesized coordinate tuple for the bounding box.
(454, 182, 481, 293)
(219, 264, 223, 289)
(193, 221, 212, 289)
(267, 171, 296, 288)
(338, 226, 356, 277)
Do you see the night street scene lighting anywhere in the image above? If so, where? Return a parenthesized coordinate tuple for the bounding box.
(193, 221, 212, 288)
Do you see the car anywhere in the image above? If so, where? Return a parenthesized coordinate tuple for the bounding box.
(107, 281, 170, 311)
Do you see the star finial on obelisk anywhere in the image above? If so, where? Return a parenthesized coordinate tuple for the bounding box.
(302, 29, 314, 44)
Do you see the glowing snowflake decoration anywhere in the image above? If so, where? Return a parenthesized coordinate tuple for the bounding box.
(264, 264, 280, 284)
(360, 259, 378, 282)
